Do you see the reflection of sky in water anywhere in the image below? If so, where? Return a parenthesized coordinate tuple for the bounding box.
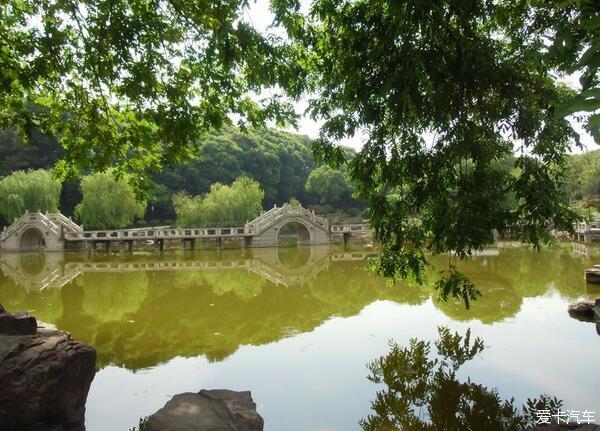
(0, 244, 598, 430)
(88, 297, 599, 431)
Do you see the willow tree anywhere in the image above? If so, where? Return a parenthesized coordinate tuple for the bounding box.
(173, 176, 264, 227)
(0, 169, 61, 220)
(75, 171, 146, 229)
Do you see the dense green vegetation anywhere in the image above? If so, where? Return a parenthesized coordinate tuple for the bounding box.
(147, 127, 357, 222)
(0, 169, 61, 221)
(0, 0, 300, 181)
(75, 171, 146, 229)
(0, 0, 598, 300)
(305, 166, 353, 205)
(0, 127, 363, 227)
(0, 128, 596, 231)
(276, 0, 599, 303)
(173, 176, 264, 227)
(565, 149, 600, 212)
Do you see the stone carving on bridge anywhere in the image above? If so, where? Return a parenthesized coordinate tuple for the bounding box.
(0, 204, 370, 252)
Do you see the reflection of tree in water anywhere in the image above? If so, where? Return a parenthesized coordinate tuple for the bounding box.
(0, 276, 63, 323)
(95, 263, 418, 369)
(428, 246, 597, 324)
(17, 257, 415, 369)
(362, 327, 560, 431)
(174, 269, 265, 300)
(0, 245, 597, 370)
(75, 272, 150, 323)
(432, 273, 521, 324)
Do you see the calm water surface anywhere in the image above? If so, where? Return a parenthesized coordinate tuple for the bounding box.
(0, 243, 598, 430)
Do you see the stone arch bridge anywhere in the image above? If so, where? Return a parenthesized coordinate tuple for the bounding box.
(0, 205, 370, 252)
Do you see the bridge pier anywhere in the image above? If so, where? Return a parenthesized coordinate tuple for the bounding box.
(156, 239, 165, 252)
(92, 240, 109, 252)
(181, 238, 195, 250)
(216, 237, 222, 249)
(119, 240, 133, 252)
(343, 232, 351, 245)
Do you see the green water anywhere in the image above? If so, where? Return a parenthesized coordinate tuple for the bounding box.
(0, 243, 598, 430)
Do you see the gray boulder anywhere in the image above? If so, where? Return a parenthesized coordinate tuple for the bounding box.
(0, 306, 37, 335)
(568, 299, 600, 323)
(0, 320, 96, 431)
(145, 389, 264, 431)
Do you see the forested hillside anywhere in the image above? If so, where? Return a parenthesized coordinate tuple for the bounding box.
(0, 126, 360, 227)
(0, 125, 597, 229)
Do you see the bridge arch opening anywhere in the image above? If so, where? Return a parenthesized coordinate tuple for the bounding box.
(19, 228, 46, 251)
(277, 221, 312, 247)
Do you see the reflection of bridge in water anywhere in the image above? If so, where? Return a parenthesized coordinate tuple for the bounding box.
(571, 241, 600, 259)
(0, 246, 374, 291)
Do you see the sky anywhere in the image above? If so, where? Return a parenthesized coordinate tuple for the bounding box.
(243, 0, 597, 154)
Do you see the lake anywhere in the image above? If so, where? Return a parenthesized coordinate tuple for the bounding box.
(0, 242, 598, 430)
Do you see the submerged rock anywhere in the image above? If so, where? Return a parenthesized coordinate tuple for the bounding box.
(568, 298, 600, 323)
(0, 312, 96, 431)
(145, 389, 264, 431)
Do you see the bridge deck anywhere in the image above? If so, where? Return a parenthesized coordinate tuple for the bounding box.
(0, 205, 371, 251)
(64, 223, 370, 242)
(64, 226, 250, 241)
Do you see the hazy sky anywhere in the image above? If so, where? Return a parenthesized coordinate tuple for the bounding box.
(244, 0, 597, 154)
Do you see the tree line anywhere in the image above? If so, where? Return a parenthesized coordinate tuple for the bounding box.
(0, 136, 597, 230)
(0, 127, 362, 229)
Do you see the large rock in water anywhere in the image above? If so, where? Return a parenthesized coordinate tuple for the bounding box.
(568, 298, 600, 323)
(145, 389, 264, 431)
(0, 309, 37, 335)
(0, 309, 96, 431)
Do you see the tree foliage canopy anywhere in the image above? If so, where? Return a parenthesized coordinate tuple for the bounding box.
(151, 127, 318, 211)
(536, 0, 599, 143)
(0, 169, 61, 220)
(75, 170, 146, 229)
(565, 149, 600, 210)
(305, 165, 353, 204)
(173, 176, 264, 227)
(273, 0, 598, 301)
(0, 0, 300, 185)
